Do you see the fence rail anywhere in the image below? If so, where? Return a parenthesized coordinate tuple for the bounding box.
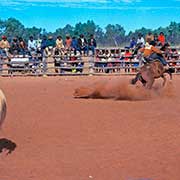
(0, 47, 180, 77)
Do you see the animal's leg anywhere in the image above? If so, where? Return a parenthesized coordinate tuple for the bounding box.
(162, 74, 167, 86)
(139, 75, 146, 86)
(131, 72, 141, 85)
(146, 78, 154, 89)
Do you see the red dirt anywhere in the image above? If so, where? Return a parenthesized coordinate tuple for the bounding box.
(0, 76, 180, 180)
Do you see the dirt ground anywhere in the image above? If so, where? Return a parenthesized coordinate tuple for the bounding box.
(0, 75, 180, 180)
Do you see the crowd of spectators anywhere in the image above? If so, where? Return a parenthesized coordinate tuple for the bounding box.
(0, 33, 97, 58)
(94, 31, 180, 73)
(127, 31, 166, 50)
(0, 31, 180, 74)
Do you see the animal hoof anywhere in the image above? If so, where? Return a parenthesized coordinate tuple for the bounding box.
(131, 78, 136, 85)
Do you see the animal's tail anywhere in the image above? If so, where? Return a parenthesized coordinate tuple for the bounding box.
(165, 67, 175, 80)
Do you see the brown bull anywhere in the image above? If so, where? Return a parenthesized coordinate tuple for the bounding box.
(131, 60, 174, 89)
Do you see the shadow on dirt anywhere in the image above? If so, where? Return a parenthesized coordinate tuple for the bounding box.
(0, 138, 17, 155)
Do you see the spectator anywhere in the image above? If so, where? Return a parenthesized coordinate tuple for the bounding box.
(154, 33, 159, 44)
(28, 36, 37, 52)
(124, 49, 132, 73)
(126, 37, 136, 49)
(46, 36, 55, 47)
(36, 35, 42, 49)
(71, 36, 78, 55)
(87, 34, 97, 56)
(77, 34, 88, 56)
(0, 35, 10, 56)
(41, 35, 48, 50)
(158, 32, 165, 46)
(145, 32, 154, 43)
(56, 36, 64, 49)
(19, 37, 27, 55)
(44, 36, 55, 56)
(136, 33, 145, 47)
(10, 37, 20, 55)
(65, 35, 72, 49)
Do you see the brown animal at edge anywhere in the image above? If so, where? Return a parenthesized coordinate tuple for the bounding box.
(0, 90, 7, 128)
(131, 60, 173, 89)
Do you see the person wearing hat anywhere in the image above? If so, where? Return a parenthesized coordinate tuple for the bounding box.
(139, 40, 168, 68)
(0, 36, 10, 49)
(44, 36, 55, 57)
(0, 36, 10, 56)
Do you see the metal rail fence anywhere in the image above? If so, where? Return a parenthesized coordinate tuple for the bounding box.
(0, 48, 180, 77)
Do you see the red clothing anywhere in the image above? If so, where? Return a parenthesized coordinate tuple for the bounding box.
(65, 38, 72, 48)
(124, 52, 132, 61)
(158, 34, 165, 45)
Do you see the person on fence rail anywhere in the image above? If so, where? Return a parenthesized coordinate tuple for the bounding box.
(44, 36, 55, 57)
(65, 35, 72, 50)
(71, 36, 78, 55)
(77, 34, 88, 56)
(19, 37, 27, 55)
(28, 36, 37, 53)
(145, 32, 154, 44)
(56, 36, 64, 49)
(87, 34, 97, 56)
(158, 32, 166, 46)
(9, 37, 21, 55)
(0, 36, 10, 57)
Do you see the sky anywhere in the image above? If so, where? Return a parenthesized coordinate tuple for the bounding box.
(0, 0, 180, 33)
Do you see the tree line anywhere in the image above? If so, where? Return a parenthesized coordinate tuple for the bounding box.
(0, 18, 180, 47)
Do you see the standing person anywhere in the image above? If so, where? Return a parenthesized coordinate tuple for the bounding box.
(87, 34, 97, 56)
(77, 34, 88, 56)
(158, 32, 165, 46)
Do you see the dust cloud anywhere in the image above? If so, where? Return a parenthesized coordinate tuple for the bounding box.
(74, 78, 175, 101)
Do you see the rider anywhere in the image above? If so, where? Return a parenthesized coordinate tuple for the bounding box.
(139, 40, 169, 69)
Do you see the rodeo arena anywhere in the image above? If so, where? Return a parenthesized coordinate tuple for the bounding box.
(1, 33, 180, 180)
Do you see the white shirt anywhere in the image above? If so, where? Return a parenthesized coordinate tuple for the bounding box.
(28, 40, 37, 51)
(137, 37, 145, 45)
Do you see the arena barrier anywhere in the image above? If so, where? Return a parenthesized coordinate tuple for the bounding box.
(0, 47, 180, 76)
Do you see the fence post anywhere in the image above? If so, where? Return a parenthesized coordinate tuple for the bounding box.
(42, 55, 47, 76)
(89, 55, 94, 75)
